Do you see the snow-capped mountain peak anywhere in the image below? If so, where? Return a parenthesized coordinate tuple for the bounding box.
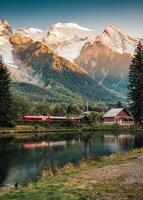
(0, 19, 9, 26)
(48, 22, 95, 38)
(0, 19, 14, 66)
(49, 22, 93, 32)
(104, 24, 121, 33)
(46, 22, 96, 60)
(97, 24, 139, 54)
(102, 24, 137, 40)
(0, 19, 12, 36)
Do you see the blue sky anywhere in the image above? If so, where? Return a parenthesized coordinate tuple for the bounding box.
(0, 0, 143, 37)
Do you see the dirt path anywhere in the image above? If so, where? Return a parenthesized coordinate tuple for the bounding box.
(82, 154, 143, 184)
(78, 154, 143, 199)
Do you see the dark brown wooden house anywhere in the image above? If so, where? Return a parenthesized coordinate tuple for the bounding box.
(103, 108, 134, 125)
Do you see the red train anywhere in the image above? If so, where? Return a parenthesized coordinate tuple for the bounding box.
(23, 115, 90, 124)
(23, 115, 75, 123)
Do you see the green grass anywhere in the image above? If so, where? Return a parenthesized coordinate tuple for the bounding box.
(0, 123, 140, 134)
(1, 148, 143, 200)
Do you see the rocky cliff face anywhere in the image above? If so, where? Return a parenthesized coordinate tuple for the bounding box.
(10, 34, 117, 102)
(10, 34, 87, 75)
(75, 25, 139, 94)
(14, 28, 46, 42)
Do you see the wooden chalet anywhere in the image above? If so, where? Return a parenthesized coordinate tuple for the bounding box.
(103, 108, 134, 125)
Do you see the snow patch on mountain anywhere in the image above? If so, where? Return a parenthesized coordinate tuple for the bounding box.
(50, 22, 93, 32)
(56, 38, 89, 61)
(0, 36, 15, 65)
(46, 23, 96, 60)
(97, 25, 139, 55)
(0, 25, 4, 31)
(14, 28, 46, 42)
(46, 29, 67, 45)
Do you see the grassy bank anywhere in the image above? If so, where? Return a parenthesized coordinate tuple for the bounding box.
(1, 148, 143, 200)
(0, 124, 141, 140)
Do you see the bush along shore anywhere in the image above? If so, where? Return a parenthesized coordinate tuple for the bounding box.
(1, 148, 143, 200)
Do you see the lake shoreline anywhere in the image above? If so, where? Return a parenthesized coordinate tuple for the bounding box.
(0, 124, 142, 142)
(1, 147, 143, 199)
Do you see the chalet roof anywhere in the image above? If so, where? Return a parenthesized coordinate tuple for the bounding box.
(103, 108, 129, 118)
(76, 115, 89, 120)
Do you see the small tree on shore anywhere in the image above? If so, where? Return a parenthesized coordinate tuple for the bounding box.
(0, 57, 13, 127)
(128, 42, 143, 126)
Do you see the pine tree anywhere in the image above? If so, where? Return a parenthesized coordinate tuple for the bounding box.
(0, 57, 13, 127)
(128, 42, 143, 126)
(116, 101, 123, 108)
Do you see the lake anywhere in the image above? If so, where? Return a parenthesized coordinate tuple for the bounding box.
(0, 131, 143, 187)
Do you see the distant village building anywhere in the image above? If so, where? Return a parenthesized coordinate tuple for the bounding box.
(103, 108, 134, 125)
(75, 115, 91, 124)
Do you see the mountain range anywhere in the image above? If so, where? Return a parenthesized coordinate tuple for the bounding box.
(0, 19, 141, 103)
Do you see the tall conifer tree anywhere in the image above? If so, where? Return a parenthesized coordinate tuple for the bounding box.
(0, 56, 13, 126)
(128, 42, 143, 126)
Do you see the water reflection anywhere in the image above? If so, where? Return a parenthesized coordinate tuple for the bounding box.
(0, 132, 143, 187)
(23, 141, 66, 149)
